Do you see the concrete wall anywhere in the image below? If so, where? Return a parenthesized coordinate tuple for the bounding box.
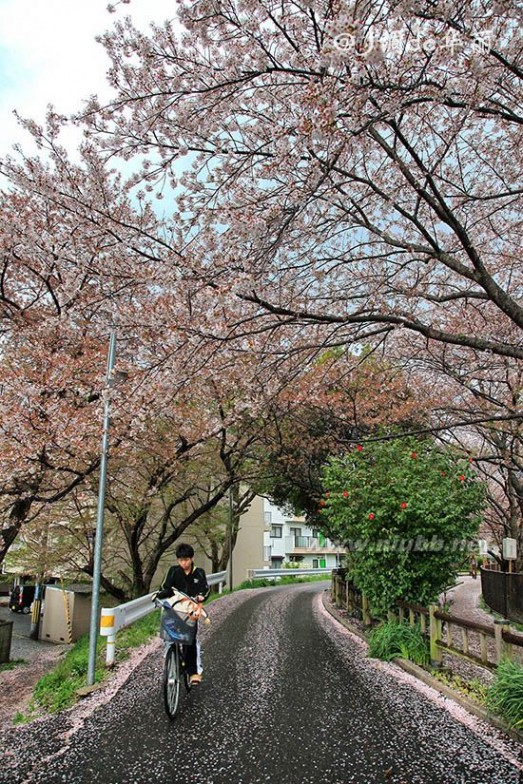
(229, 495, 269, 587)
(152, 495, 269, 591)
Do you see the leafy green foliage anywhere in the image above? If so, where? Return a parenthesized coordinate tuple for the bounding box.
(368, 621, 429, 665)
(236, 575, 329, 590)
(320, 437, 484, 613)
(487, 659, 523, 728)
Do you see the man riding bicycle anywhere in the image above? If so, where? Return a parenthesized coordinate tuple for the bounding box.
(157, 543, 210, 685)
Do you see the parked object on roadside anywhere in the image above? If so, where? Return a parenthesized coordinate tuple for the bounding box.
(9, 585, 36, 614)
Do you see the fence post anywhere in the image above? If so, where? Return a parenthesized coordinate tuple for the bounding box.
(387, 609, 397, 624)
(494, 620, 511, 664)
(331, 575, 338, 605)
(429, 605, 443, 668)
(362, 594, 372, 627)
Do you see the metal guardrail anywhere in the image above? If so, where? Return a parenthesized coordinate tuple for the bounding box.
(100, 570, 227, 667)
(246, 568, 333, 580)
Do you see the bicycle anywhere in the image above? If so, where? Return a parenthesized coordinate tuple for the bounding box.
(155, 589, 209, 719)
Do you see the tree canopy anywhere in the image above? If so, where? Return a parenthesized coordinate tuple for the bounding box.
(0, 0, 521, 585)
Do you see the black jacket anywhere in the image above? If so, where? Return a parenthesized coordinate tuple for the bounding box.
(158, 565, 210, 601)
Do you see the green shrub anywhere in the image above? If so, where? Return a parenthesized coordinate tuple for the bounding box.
(320, 438, 485, 614)
(368, 621, 429, 666)
(235, 575, 329, 590)
(487, 659, 523, 728)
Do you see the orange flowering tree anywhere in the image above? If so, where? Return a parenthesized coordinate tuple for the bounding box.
(320, 437, 485, 614)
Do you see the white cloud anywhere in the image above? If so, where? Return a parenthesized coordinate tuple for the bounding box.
(0, 0, 176, 154)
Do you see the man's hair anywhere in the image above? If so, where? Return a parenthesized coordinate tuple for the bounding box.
(175, 542, 195, 559)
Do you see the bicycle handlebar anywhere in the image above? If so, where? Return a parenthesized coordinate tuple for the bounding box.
(155, 589, 210, 623)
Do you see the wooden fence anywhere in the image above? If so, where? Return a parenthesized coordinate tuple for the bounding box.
(331, 573, 523, 670)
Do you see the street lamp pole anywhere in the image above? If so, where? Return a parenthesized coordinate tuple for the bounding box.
(228, 485, 234, 592)
(87, 329, 117, 686)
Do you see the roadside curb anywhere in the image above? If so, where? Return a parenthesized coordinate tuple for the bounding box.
(321, 590, 523, 746)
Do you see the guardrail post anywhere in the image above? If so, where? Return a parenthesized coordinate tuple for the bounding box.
(106, 634, 117, 668)
(100, 607, 117, 668)
(429, 605, 443, 668)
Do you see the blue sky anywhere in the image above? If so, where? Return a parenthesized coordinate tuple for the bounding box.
(0, 0, 176, 155)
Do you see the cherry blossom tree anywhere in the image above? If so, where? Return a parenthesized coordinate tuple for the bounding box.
(75, 0, 523, 549)
(0, 141, 188, 566)
(411, 343, 523, 562)
(2, 0, 522, 574)
(77, 0, 522, 364)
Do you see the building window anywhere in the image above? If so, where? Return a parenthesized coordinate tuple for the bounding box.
(264, 511, 272, 525)
(311, 529, 320, 538)
(313, 558, 319, 568)
(270, 525, 282, 538)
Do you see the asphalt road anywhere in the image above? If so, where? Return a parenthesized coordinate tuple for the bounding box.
(0, 604, 32, 636)
(1, 583, 522, 784)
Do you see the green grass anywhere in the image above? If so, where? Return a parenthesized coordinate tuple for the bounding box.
(31, 635, 104, 714)
(487, 659, 523, 728)
(432, 671, 488, 706)
(0, 658, 26, 672)
(368, 620, 430, 666)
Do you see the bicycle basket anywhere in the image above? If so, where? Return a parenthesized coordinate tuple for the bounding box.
(160, 605, 197, 644)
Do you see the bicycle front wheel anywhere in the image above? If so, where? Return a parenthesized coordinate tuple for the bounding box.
(163, 645, 181, 719)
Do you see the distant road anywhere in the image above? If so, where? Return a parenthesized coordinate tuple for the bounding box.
(0, 583, 521, 784)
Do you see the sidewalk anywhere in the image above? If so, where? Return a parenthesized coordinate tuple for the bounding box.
(443, 574, 494, 628)
(0, 609, 71, 727)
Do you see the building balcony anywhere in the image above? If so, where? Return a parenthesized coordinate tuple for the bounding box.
(284, 536, 344, 554)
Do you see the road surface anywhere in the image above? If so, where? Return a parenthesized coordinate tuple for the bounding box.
(0, 583, 522, 784)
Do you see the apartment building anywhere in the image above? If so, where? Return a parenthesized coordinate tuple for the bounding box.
(261, 500, 345, 571)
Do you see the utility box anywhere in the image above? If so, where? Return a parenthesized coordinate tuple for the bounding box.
(503, 538, 518, 561)
(39, 585, 92, 644)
